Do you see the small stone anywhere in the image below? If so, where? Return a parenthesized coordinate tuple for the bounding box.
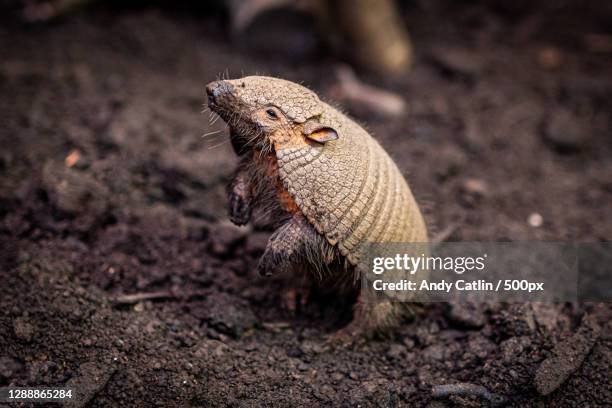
(387, 344, 407, 359)
(500, 336, 531, 363)
(459, 178, 488, 208)
(531, 303, 566, 332)
(299, 340, 327, 355)
(462, 178, 488, 197)
(348, 378, 399, 407)
(0, 356, 23, 382)
(194, 292, 257, 338)
(542, 108, 589, 153)
(493, 304, 537, 335)
(537, 47, 563, 70)
(244, 343, 258, 352)
(467, 337, 496, 360)
(65, 362, 115, 408)
(422, 344, 445, 361)
(41, 161, 110, 218)
(363, 379, 379, 393)
(446, 302, 486, 329)
(332, 372, 344, 382)
(320, 384, 335, 398)
(415, 322, 439, 346)
(13, 317, 35, 343)
(64, 149, 90, 169)
(528, 213, 543, 228)
(402, 337, 416, 349)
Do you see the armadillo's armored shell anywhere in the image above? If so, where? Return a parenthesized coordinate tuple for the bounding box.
(276, 104, 428, 271)
(231, 76, 323, 123)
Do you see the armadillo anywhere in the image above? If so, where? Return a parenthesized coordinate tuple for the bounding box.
(206, 76, 428, 334)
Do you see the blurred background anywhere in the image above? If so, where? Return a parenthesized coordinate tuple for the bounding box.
(0, 1, 611, 406)
(1, 0, 611, 239)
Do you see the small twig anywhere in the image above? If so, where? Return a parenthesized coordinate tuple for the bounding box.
(329, 65, 407, 118)
(432, 383, 507, 406)
(261, 321, 291, 331)
(114, 291, 174, 304)
(113, 290, 208, 305)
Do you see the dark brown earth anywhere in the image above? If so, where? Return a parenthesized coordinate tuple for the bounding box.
(1, 2, 611, 407)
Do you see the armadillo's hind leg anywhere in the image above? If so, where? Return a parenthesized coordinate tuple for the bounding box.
(257, 214, 322, 277)
(354, 298, 413, 335)
(329, 294, 416, 345)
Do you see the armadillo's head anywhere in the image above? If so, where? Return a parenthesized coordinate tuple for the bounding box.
(206, 76, 338, 155)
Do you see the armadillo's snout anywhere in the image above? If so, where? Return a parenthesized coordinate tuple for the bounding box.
(206, 80, 234, 108)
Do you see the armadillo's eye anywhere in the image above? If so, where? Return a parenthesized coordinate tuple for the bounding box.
(266, 108, 278, 120)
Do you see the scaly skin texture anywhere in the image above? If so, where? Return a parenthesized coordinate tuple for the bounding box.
(276, 104, 428, 265)
(206, 76, 428, 335)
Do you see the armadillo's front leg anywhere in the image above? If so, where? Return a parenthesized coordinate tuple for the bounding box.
(257, 215, 318, 277)
(227, 161, 252, 226)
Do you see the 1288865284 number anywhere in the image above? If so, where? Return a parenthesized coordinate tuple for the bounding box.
(1, 387, 73, 402)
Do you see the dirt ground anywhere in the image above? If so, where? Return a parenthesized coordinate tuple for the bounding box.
(1, 2, 611, 407)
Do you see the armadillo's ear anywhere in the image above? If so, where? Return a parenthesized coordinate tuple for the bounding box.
(302, 119, 339, 144)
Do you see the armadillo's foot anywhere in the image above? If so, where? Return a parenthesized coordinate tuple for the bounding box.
(281, 285, 310, 315)
(228, 189, 251, 226)
(356, 300, 409, 336)
(329, 295, 410, 341)
(227, 170, 251, 226)
(325, 322, 364, 348)
(324, 295, 372, 347)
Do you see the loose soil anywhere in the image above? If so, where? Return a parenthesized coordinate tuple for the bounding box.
(1, 2, 611, 407)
